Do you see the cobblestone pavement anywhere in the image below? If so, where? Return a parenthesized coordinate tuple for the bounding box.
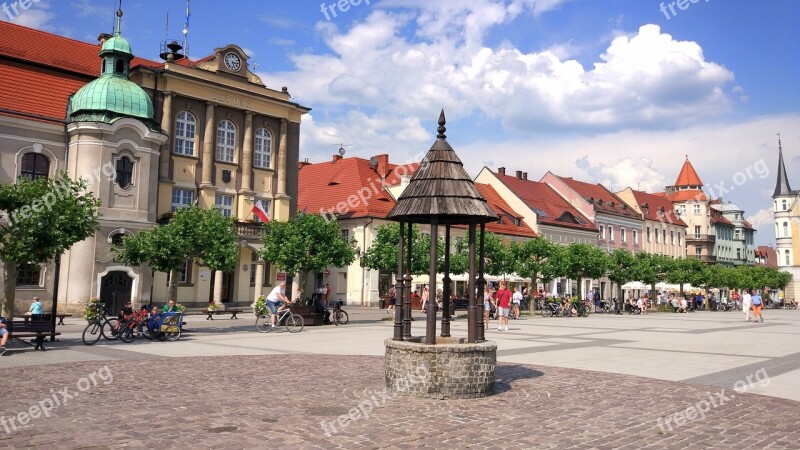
(2, 355, 798, 449)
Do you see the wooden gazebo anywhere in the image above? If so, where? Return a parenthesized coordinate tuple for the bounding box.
(387, 110, 498, 344)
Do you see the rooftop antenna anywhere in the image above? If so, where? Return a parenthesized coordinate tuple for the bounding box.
(114, 0, 122, 34)
(332, 143, 351, 156)
(164, 11, 169, 43)
(182, 0, 190, 59)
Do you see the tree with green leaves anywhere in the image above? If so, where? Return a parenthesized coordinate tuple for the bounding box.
(668, 257, 706, 296)
(261, 213, 356, 301)
(563, 243, 609, 300)
(453, 231, 516, 277)
(515, 237, 560, 311)
(632, 253, 674, 300)
(0, 173, 100, 318)
(607, 249, 637, 311)
(115, 205, 239, 302)
(361, 222, 438, 276)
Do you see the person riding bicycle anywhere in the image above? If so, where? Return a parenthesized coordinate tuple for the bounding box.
(267, 282, 290, 327)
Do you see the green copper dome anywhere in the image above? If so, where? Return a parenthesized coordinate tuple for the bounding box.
(67, 8, 158, 130)
(101, 34, 132, 56)
(69, 76, 154, 120)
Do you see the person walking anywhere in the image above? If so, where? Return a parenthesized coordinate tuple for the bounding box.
(511, 287, 522, 319)
(483, 286, 495, 330)
(751, 289, 764, 323)
(387, 284, 397, 314)
(419, 286, 429, 313)
(495, 281, 512, 331)
(742, 289, 753, 322)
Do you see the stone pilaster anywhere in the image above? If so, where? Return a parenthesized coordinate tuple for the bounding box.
(240, 111, 254, 193)
(158, 91, 173, 180)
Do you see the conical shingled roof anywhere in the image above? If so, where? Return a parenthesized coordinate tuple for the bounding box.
(773, 137, 794, 197)
(674, 155, 704, 187)
(387, 111, 498, 225)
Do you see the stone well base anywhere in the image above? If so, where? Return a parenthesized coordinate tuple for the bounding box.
(384, 337, 497, 399)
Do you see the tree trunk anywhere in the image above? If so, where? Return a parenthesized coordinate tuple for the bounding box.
(2, 262, 17, 319)
(167, 268, 179, 302)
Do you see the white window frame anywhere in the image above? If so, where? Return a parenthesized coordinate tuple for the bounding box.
(171, 188, 194, 211)
(254, 128, 272, 169)
(646, 226, 651, 243)
(216, 120, 236, 163)
(655, 228, 659, 243)
(693, 204, 701, 215)
(599, 225, 605, 240)
(633, 229, 638, 244)
(215, 194, 234, 218)
(174, 111, 196, 156)
(620, 227, 626, 243)
(608, 226, 614, 242)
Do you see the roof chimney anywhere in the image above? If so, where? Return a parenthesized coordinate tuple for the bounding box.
(332, 154, 343, 162)
(522, 172, 528, 180)
(516, 170, 523, 179)
(498, 167, 505, 175)
(375, 154, 389, 180)
(298, 158, 311, 169)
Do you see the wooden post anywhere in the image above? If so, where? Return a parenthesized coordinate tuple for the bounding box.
(441, 224, 451, 338)
(426, 220, 438, 344)
(467, 223, 477, 343)
(393, 222, 405, 341)
(477, 223, 486, 342)
(402, 222, 413, 339)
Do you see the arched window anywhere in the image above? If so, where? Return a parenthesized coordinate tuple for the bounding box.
(216, 120, 236, 163)
(116, 156, 134, 189)
(782, 200, 787, 211)
(254, 128, 272, 169)
(174, 111, 196, 156)
(20, 153, 50, 180)
(783, 221, 789, 237)
(785, 250, 791, 266)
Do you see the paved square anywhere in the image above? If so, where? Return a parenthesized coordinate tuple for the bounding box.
(1, 309, 798, 448)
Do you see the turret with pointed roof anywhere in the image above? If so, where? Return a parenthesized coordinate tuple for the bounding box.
(773, 136, 794, 198)
(674, 155, 704, 188)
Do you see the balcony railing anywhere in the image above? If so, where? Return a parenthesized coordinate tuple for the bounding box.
(687, 255, 717, 263)
(685, 234, 716, 243)
(236, 222, 266, 238)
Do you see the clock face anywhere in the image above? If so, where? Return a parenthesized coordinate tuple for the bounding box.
(224, 52, 241, 71)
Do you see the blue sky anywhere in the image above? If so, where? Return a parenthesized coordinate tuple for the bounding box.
(4, 0, 799, 245)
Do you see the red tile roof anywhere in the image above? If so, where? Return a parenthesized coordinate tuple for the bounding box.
(742, 220, 755, 230)
(666, 189, 709, 202)
(555, 176, 641, 220)
(674, 156, 704, 187)
(0, 20, 157, 123)
(297, 156, 419, 219)
(495, 173, 597, 232)
(629, 189, 687, 227)
(472, 184, 537, 238)
(755, 246, 777, 268)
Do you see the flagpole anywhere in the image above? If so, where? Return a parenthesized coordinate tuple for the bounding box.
(182, 0, 190, 59)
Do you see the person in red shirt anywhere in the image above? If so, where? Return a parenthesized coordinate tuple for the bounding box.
(495, 281, 512, 331)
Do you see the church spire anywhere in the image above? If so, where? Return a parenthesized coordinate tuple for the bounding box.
(773, 133, 793, 198)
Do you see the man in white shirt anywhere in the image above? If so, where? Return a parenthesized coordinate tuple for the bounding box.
(267, 282, 289, 327)
(741, 290, 753, 322)
(512, 287, 523, 319)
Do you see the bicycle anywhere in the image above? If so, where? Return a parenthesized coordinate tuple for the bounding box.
(256, 307, 304, 333)
(82, 309, 122, 345)
(332, 300, 349, 325)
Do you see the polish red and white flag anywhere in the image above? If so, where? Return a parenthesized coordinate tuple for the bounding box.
(251, 200, 270, 223)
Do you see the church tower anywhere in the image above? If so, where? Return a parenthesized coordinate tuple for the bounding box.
(772, 136, 800, 299)
(60, 7, 167, 312)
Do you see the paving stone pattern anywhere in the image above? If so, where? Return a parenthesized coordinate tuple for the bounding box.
(1, 355, 798, 449)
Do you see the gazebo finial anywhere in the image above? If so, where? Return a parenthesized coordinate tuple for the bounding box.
(437, 109, 446, 139)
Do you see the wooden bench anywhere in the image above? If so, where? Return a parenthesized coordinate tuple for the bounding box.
(201, 308, 243, 320)
(23, 312, 73, 325)
(9, 316, 60, 351)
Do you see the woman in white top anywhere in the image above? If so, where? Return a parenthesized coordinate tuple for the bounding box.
(483, 286, 495, 328)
